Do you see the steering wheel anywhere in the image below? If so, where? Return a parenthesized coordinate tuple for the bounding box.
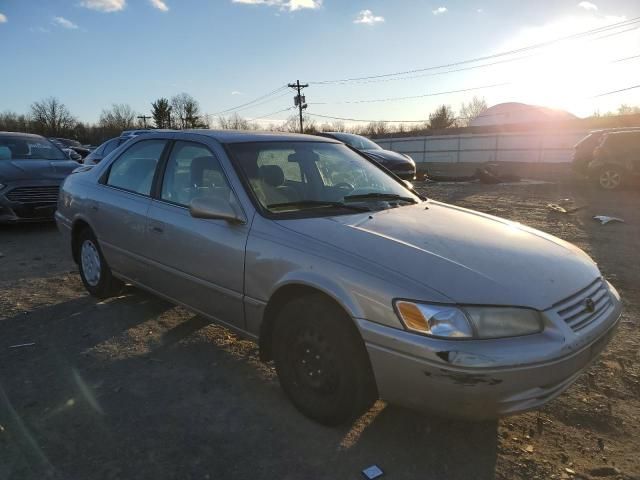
(334, 182, 355, 192)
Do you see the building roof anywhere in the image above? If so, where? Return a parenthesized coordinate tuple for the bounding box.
(470, 102, 578, 127)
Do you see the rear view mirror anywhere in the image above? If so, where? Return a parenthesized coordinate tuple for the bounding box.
(189, 196, 245, 224)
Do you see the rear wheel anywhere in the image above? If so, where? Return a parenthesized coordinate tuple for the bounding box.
(272, 294, 377, 425)
(595, 165, 624, 190)
(77, 228, 123, 299)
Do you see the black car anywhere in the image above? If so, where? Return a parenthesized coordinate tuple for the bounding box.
(588, 131, 640, 190)
(318, 132, 416, 180)
(572, 128, 640, 177)
(0, 132, 80, 222)
(50, 138, 91, 160)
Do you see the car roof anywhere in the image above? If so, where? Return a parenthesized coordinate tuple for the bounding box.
(603, 131, 640, 139)
(135, 129, 341, 144)
(0, 131, 48, 140)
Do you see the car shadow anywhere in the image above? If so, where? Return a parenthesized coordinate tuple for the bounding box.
(1, 291, 499, 480)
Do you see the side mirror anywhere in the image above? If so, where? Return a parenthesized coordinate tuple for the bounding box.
(189, 196, 245, 224)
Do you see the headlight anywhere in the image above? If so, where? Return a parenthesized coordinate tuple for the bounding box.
(394, 301, 543, 339)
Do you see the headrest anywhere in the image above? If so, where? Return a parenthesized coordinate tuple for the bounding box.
(191, 156, 221, 184)
(259, 165, 285, 187)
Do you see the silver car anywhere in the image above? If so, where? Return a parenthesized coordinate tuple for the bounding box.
(56, 130, 622, 425)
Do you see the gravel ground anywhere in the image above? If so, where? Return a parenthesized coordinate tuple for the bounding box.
(0, 180, 638, 480)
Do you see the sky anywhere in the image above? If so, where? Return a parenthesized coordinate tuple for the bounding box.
(0, 0, 638, 126)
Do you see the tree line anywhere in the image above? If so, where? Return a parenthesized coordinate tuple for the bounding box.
(1, 94, 637, 145)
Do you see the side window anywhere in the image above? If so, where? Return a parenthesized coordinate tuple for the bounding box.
(106, 140, 166, 195)
(103, 138, 120, 156)
(160, 141, 231, 207)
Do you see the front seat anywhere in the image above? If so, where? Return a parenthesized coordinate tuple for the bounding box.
(258, 165, 299, 205)
(190, 156, 230, 202)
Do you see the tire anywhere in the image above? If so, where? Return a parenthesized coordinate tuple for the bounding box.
(77, 228, 123, 299)
(595, 165, 624, 190)
(272, 294, 378, 425)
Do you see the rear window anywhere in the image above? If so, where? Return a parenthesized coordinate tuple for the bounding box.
(0, 136, 67, 161)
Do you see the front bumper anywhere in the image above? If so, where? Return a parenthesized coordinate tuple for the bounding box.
(0, 181, 61, 223)
(357, 286, 622, 419)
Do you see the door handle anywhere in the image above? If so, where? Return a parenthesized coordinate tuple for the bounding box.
(151, 225, 164, 234)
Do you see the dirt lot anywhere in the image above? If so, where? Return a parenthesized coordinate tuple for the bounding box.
(1, 181, 638, 480)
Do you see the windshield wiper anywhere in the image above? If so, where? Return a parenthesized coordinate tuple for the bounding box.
(343, 193, 418, 203)
(266, 200, 371, 212)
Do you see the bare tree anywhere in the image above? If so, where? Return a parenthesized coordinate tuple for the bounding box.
(617, 104, 640, 116)
(458, 96, 488, 126)
(218, 113, 252, 130)
(428, 105, 457, 130)
(0, 111, 32, 132)
(30, 97, 76, 136)
(99, 104, 137, 131)
(170, 93, 205, 129)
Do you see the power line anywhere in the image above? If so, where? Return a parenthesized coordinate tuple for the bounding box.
(248, 107, 294, 121)
(309, 82, 509, 105)
(210, 85, 288, 116)
(307, 83, 640, 124)
(594, 84, 640, 97)
(313, 28, 639, 87)
(613, 53, 640, 63)
(309, 16, 640, 85)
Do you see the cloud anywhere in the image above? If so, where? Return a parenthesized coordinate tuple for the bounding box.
(232, 0, 321, 12)
(432, 6, 447, 15)
(231, 91, 243, 95)
(353, 9, 384, 24)
(477, 8, 483, 13)
(53, 16, 79, 29)
(79, 0, 126, 12)
(0, 13, 7, 23)
(149, 0, 169, 11)
(577, 1, 598, 11)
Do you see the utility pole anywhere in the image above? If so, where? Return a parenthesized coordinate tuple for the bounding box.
(288, 80, 308, 133)
(137, 115, 152, 128)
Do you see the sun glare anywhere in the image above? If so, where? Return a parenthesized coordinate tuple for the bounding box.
(491, 15, 640, 116)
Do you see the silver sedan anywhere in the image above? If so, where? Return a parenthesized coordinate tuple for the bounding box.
(56, 130, 622, 425)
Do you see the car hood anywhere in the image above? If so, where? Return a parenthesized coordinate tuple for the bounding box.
(277, 201, 600, 309)
(0, 160, 80, 182)
(362, 149, 413, 166)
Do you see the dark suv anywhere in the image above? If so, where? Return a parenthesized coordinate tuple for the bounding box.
(572, 128, 640, 177)
(588, 131, 640, 190)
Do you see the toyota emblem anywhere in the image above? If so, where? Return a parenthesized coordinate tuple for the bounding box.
(585, 298, 596, 313)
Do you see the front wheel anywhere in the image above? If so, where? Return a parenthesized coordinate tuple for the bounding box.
(77, 229, 123, 299)
(595, 165, 624, 190)
(272, 294, 377, 425)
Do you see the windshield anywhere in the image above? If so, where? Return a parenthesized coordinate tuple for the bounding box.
(0, 136, 67, 161)
(228, 141, 420, 217)
(329, 133, 382, 151)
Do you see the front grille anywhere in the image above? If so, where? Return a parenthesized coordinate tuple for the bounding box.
(6, 186, 60, 204)
(554, 278, 612, 332)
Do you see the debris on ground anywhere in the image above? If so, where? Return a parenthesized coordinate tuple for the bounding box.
(8, 342, 36, 349)
(593, 215, 625, 225)
(362, 465, 384, 479)
(547, 203, 569, 213)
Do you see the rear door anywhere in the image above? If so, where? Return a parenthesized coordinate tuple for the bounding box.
(144, 139, 249, 329)
(91, 138, 170, 284)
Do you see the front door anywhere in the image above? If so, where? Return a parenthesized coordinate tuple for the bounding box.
(144, 140, 249, 329)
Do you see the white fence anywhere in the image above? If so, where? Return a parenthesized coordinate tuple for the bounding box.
(373, 131, 589, 166)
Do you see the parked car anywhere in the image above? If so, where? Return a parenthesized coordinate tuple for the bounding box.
(50, 138, 92, 160)
(56, 130, 621, 424)
(0, 132, 80, 222)
(588, 131, 640, 190)
(85, 130, 171, 165)
(572, 128, 640, 177)
(84, 136, 131, 165)
(318, 132, 416, 180)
